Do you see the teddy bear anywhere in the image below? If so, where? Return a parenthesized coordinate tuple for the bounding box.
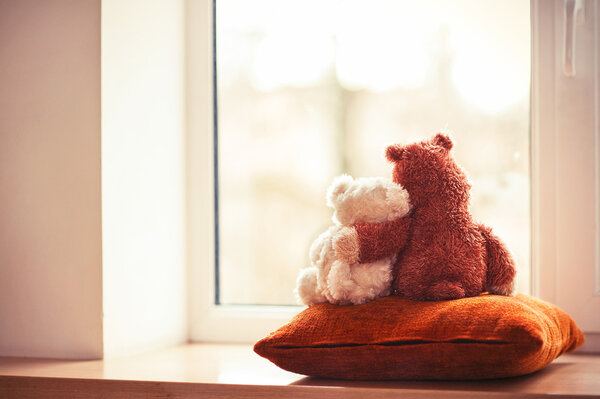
(295, 174, 412, 306)
(333, 133, 517, 301)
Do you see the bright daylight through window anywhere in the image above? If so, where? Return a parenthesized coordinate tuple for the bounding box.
(216, 0, 531, 306)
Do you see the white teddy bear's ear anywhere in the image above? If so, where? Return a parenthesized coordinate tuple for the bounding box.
(326, 174, 354, 208)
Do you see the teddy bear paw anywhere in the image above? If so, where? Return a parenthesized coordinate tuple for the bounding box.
(428, 281, 466, 300)
(294, 267, 327, 306)
(488, 283, 515, 296)
(326, 261, 357, 305)
(332, 226, 360, 264)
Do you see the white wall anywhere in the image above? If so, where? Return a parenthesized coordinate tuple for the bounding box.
(101, 0, 188, 357)
(0, 0, 103, 359)
(0, 0, 188, 359)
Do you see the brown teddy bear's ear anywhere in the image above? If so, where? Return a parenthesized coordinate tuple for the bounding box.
(386, 145, 404, 162)
(432, 133, 453, 150)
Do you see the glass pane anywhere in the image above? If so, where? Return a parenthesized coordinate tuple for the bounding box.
(216, 0, 530, 305)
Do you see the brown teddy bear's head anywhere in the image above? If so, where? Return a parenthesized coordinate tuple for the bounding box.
(385, 133, 472, 209)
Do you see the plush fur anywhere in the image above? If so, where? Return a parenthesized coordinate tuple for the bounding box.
(295, 175, 411, 306)
(334, 133, 517, 301)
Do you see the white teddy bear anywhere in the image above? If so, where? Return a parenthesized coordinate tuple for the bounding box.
(295, 174, 411, 306)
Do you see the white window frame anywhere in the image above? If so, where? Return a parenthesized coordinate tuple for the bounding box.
(188, 0, 600, 347)
(186, 0, 300, 343)
(531, 0, 600, 351)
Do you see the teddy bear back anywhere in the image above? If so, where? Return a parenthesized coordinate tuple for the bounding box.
(326, 174, 411, 226)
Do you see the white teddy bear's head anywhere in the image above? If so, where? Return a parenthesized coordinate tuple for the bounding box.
(326, 174, 411, 226)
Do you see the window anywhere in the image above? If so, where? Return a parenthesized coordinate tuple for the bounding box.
(216, 0, 531, 306)
(188, 0, 600, 345)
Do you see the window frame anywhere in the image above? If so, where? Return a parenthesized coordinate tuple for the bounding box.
(530, 0, 600, 336)
(188, 0, 600, 346)
(186, 0, 301, 343)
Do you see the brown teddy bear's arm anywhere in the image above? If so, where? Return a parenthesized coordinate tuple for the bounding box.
(333, 217, 412, 264)
(355, 217, 412, 263)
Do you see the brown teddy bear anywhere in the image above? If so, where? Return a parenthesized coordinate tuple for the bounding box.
(333, 133, 516, 301)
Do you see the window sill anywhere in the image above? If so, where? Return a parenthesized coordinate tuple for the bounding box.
(0, 344, 599, 398)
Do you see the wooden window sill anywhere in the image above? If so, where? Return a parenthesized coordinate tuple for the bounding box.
(0, 344, 599, 398)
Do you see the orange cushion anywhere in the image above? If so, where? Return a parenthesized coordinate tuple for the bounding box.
(254, 294, 584, 380)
